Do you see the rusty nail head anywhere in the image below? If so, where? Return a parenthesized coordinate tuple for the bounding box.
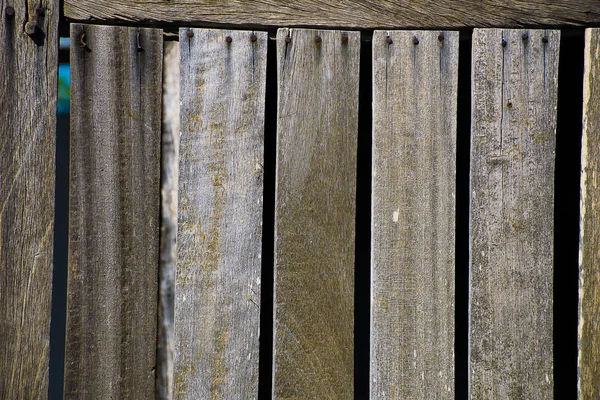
(25, 21, 36, 35)
(186, 29, 194, 39)
(284, 35, 291, 43)
(226, 35, 232, 43)
(507, 101, 513, 108)
(341, 33, 348, 43)
(386, 36, 393, 45)
(438, 33, 445, 42)
(542, 36, 548, 43)
(413, 36, 419, 45)
(522, 32, 528, 40)
(315, 35, 322, 44)
(502, 38, 507, 47)
(250, 33, 257, 42)
(5, 6, 14, 16)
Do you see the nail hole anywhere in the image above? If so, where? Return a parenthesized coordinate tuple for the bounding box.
(507, 101, 513, 108)
(542, 36, 549, 44)
(502, 39, 507, 47)
(413, 36, 419, 45)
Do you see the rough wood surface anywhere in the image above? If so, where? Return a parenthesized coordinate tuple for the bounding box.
(469, 29, 559, 400)
(174, 28, 267, 400)
(0, 0, 58, 397)
(64, 0, 600, 29)
(66, 24, 163, 399)
(579, 27, 600, 400)
(370, 30, 458, 400)
(157, 40, 180, 400)
(273, 28, 359, 399)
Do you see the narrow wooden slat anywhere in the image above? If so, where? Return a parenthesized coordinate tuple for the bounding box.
(469, 29, 559, 399)
(273, 28, 359, 399)
(579, 27, 600, 400)
(64, 0, 600, 29)
(174, 28, 267, 399)
(157, 40, 180, 400)
(0, 1, 58, 396)
(370, 30, 458, 399)
(66, 24, 163, 398)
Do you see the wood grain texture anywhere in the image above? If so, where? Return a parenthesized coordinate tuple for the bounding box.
(371, 30, 458, 400)
(66, 24, 163, 399)
(157, 40, 180, 400)
(579, 28, 600, 400)
(64, 0, 600, 29)
(273, 28, 359, 399)
(174, 28, 267, 400)
(0, 0, 58, 397)
(469, 29, 559, 400)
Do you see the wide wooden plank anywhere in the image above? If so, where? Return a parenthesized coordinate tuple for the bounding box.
(579, 28, 600, 400)
(65, 24, 163, 398)
(469, 29, 559, 399)
(64, 0, 600, 29)
(157, 40, 180, 400)
(371, 30, 458, 400)
(273, 28, 359, 399)
(174, 28, 267, 399)
(0, 0, 58, 397)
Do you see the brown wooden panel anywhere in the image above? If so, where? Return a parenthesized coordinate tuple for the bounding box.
(579, 27, 600, 400)
(371, 30, 459, 400)
(64, 0, 600, 29)
(66, 24, 163, 398)
(470, 29, 559, 399)
(273, 28, 359, 399)
(174, 28, 267, 399)
(0, 0, 58, 397)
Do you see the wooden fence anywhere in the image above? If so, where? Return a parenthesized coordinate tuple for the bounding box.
(2, 1, 600, 399)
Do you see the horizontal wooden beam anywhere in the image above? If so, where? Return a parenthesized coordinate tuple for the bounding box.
(64, 0, 600, 28)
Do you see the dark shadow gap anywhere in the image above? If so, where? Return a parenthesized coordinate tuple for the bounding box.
(257, 28, 277, 400)
(354, 30, 373, 400)
(48, 39, 70, 400)
(455, 29, 473, 400)
(554, 28, 584, 400)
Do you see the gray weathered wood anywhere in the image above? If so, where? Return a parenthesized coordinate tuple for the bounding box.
(469, 29, 559, 399)
(64, 0, 600, 29)
(0, 0, 58, 397)
(579, 27, 600, 400)
(158, 40, 180, 400)
(273, 28, 359, 399)
(174, 28, 267, 400)
(66, 24, 163, 399)
(371, 30, 458, 400)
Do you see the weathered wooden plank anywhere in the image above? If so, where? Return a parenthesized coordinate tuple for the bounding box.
(157, 40, 180, 400)
(469, 29, 559, 399)
(0, 0, 58, 397)
(273, 28, 359, 399)
(64, 0, 600, 29)
(174, 28, 267, 399)
(579, 27, 600, 400)
(371, 30, 458, 400)
(65, 24, 163, 398)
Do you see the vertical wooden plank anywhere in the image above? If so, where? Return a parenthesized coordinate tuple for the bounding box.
(469, 29, 559, 399)
(66, 24, 163, 398)
(174, 28, 267, 399)
(157, 40, 180, 400)
(273, 28, 360, 399)
(0, 0, 58, 396)
(370, 30, 458, 399)
(579, 27, 600, 400)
